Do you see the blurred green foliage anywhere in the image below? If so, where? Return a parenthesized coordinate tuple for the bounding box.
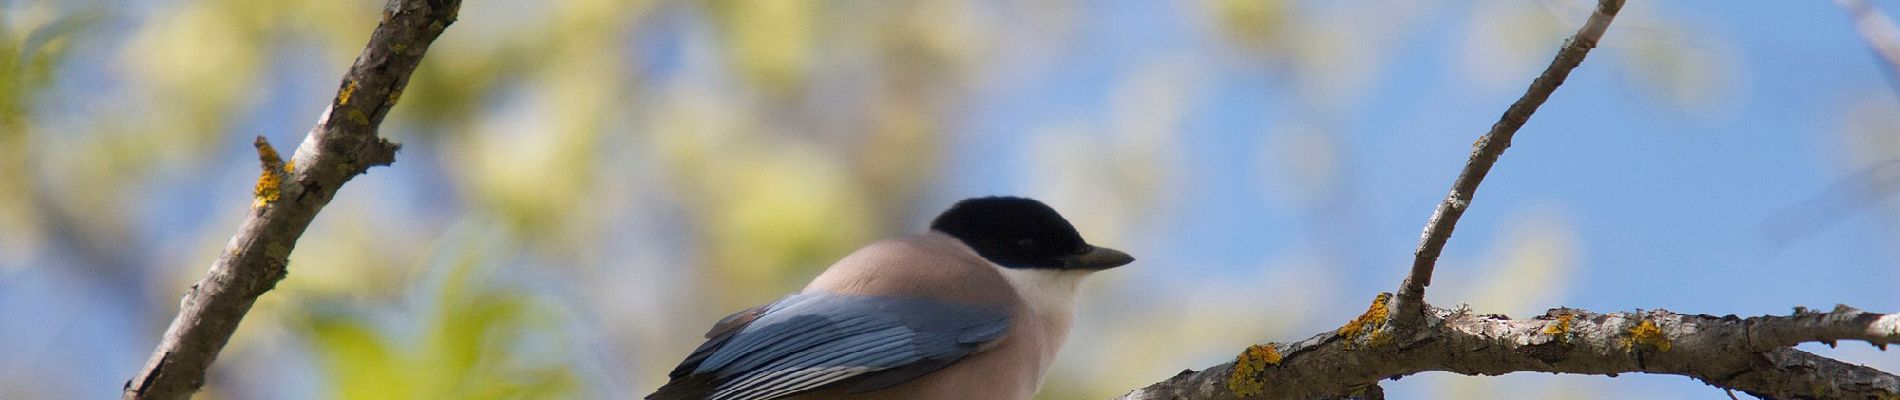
(0, 2, 102, 269)
(292, 230, 578, 399)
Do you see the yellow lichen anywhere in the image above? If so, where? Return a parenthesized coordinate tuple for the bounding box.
(252, 137, 286, 207)
(255, 137, 282, 164)
(1250, 343, 1283, 365)
(1227, 343, 1280, 397)
(1543, 313, 1574, 338)
(338, 80, 358, 106)
(1336, 293, 1392, 350)
(254, 170, 281, 207)
(1623, 319, 1671, 352)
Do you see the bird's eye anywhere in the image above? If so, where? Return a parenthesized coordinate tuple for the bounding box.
(1015, 238, 1037, 250)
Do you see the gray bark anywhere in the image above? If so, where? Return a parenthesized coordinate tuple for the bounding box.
(122, 1, 461, 399)
(1118, 303, 1900, 399)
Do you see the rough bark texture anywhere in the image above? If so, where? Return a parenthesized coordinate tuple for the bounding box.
(1116, 302, 1900, 400)
(122, 1, 460, 399)
(1394, 0, 1624, 328)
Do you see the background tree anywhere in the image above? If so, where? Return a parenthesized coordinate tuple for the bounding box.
(0, 0, 1895, 399)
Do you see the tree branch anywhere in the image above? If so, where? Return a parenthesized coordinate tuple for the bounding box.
(1393, 0, 1626, 328)
(1119, 0, 1900, 398)
(122, 1, 460, 399)
(1116, 303, 1900, 400)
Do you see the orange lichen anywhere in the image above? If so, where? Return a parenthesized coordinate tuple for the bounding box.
(253, 170, 281, 207)
(1623, 319, 1671, 352)
(338, 80, 358, 106)
(1227, 343, 1281, 397)
(1337, 293, 1392, 350)
(1248, 343, 1283, 365)
(1543, 313, 1574, 339)
(253, 137, 286, 207)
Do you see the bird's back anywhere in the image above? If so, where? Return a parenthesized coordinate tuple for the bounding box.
(651, 233, 1040, 400)
(792, 233, 1056, 400)
(804, 233, 1018, 308)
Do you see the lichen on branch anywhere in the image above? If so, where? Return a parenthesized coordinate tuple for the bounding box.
(123, 1, 461, 399)
(250, 137, 290, 208)
(1118, 306, 1900, 400)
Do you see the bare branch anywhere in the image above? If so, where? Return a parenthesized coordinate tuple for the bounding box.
(1116, 303, 1900, 400)
(1393, 0, 1626, 328)
(122, 1, 460, 399)
(1836, 0, 1900, 97)
(1116, 1, 1900, 399)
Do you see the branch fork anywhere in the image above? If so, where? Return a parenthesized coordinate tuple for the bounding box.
(1122, 0, 1895, 398)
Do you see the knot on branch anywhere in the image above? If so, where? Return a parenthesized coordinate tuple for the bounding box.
(363, 138, 401, 168)
(1339, 293, 1394, 350)
(1227, 344, 1283, 397)
(252, 137, 292, 208)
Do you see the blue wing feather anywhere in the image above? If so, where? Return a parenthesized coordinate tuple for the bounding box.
(647, 293, 1010, 400)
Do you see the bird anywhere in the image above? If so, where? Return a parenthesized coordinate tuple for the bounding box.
(647, 196, 1135, 400)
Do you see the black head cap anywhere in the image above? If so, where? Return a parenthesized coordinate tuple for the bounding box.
(930, 196, 1134, 270)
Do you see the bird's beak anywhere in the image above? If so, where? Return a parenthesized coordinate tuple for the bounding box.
(1060, 245, 1135, 270)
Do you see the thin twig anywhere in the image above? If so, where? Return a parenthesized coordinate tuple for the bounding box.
(122, 1, 459, 399)
(1391, 0, 1626, 328)
(1836, 0, 1900, 98)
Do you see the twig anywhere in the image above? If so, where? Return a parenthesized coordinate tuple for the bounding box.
(1392, 0, 1625, 328)
(122, 1, 459, 399)
(1116, 305, 1900, 400)
(1836, 0, 1900, 98)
